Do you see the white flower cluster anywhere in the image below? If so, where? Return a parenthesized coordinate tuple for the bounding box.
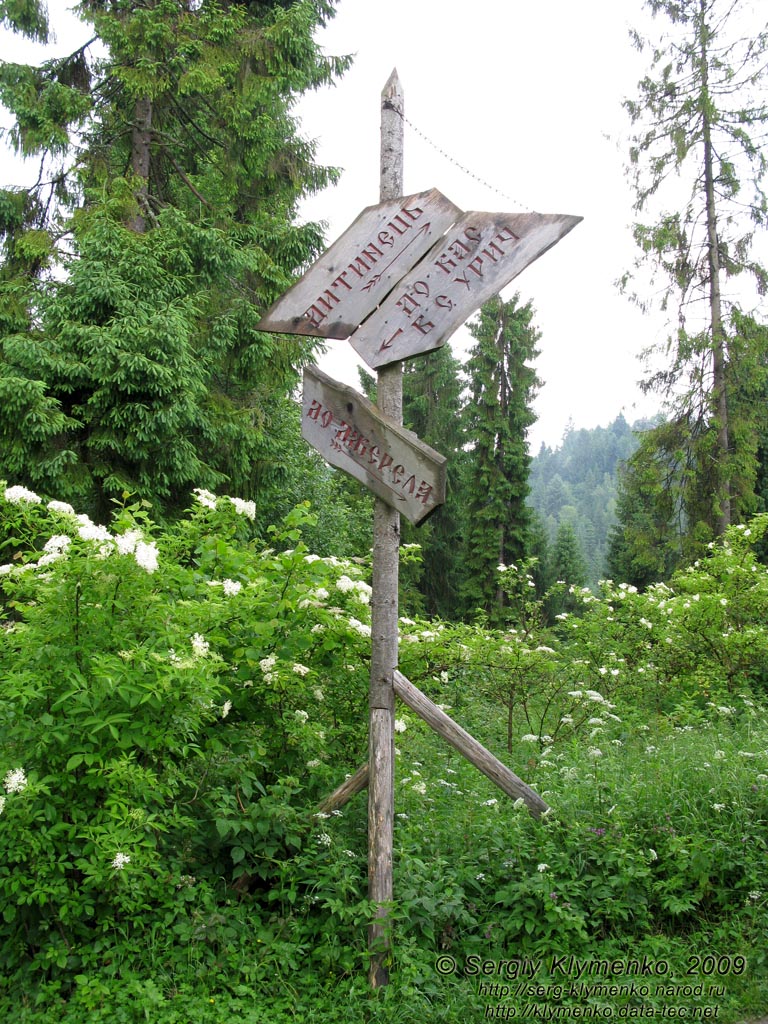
(111, 852, 131, 870)
(3, 767, 27, 794)
(191, 633, 209, 658)
(260, 655, 277, 683)
(336, 575, 372, 604)
(4, 485, 41, 504)
(229, 496, 256, 520)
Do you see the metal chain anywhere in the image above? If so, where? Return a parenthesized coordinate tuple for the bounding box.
(400, 112, 531, 210)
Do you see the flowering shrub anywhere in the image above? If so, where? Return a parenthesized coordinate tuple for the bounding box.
(0, 483, 375, 991)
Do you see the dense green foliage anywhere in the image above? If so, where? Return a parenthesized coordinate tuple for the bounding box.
(2, 483, 768, 1020)
(0, 0, 349, 519)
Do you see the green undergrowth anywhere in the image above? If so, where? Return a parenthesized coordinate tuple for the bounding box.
(1, 485, 768, 1022)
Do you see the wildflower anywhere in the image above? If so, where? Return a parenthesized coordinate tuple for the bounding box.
(537, 863, 549, 873)
(648, 849, 658, 861)
(222, 579, 241, 597)
(344, 850, 355, 859)
(714, 750, 726, 760)
(111, 852, 131, 870)
(115, 530, 142, 555)
(294, 709, 309, 723)
(221, 700, 232, 719)
(513, 797, 526, 810)
(712, 803, 727, 812)
(313, 687, 324, 702)
(521, 734, 538, 743)
(412, 781, 427, 795)
(316, 832, 331, 847)
(394, 719, 407, 733)
(259, 655, 276, 673)
(497, 563, 507, 573)
(746, 891, 762, 904)
(3, 768, 27, 793)
(44, 535, 72, 554)
(47, 499, 75, 515)
(193, 488, 217, 510)
(476, 872, 486, 881)
(292, 663, 310, 676)
(482, 799, 498, 807)
(78, 521, 112, 543)
(134, 540, 159, 573)
(348, 618, 371, 637)
(307, 759, 321, 769)
(4, 485, 40, 504)
(191, 633, 209, 658)
(0, 796, 5, 814)
(229, 496, 256, 520)
(587, 747, 603, 759)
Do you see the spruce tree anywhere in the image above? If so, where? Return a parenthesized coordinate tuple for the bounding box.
(401, 345, 466, 619)
(0, 0, 349, 518)
(460, 293, 541, 624)
(620, 0, 768, 553)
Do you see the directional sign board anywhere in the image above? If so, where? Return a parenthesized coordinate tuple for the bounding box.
(348, 211, 583, 369)
(257, 189, 462, 340)
(302, 364, 446, 526)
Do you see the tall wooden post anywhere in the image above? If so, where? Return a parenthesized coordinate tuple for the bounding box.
(368, 68, 403, 990)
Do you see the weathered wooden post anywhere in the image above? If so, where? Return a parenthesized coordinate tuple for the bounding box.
(367, 67, 403, 990)
(257, 70, 582, 991)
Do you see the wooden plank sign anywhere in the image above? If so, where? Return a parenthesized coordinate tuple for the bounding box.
(302, 364, 446, 526)
(257, 189, 461, 340)
(348, 211, 583, 369)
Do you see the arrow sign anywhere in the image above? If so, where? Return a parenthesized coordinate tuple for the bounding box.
(257, 189, 461, 340)
(348, 211, 582, 369)
(301, 364, 446, 526)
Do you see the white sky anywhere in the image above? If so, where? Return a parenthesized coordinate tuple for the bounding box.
(0, 0, 678, 450)
(296, 0, 667, 449)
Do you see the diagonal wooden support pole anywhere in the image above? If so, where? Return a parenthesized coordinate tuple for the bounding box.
(317, 675, 548, 818)
(393, 671, 549, 817)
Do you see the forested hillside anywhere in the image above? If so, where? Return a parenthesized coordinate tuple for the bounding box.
(527, 415, 652, 589)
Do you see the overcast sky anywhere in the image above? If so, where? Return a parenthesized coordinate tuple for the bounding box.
(0, 0, 677, 450)
(296, 0, 669, 449)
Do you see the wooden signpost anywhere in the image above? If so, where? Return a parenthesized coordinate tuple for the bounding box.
(257, 189, 461, 339)
(349, 210, 582, 369)
(258, 69, 580, 989)
(302, 364, 446, 526)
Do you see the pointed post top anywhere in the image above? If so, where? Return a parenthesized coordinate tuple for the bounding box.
(380, 70, 404, 202)
(382, 68, 402, 104)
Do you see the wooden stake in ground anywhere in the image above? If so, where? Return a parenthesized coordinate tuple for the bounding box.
(368, 67, 403, 991)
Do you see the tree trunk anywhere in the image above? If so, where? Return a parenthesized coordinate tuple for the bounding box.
(128, 95, 152, 233)
(700, 0, 730, 533)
